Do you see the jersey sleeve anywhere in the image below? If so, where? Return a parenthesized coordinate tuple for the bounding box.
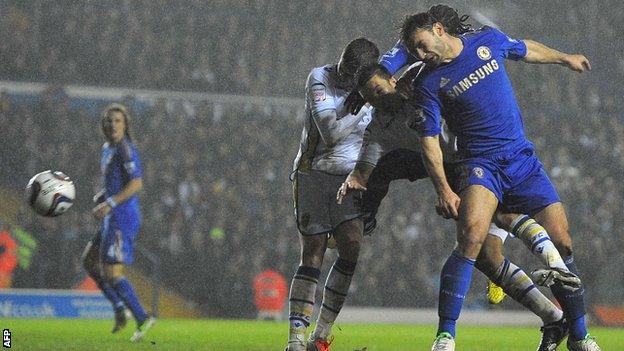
(358, 119, 383, 167)
(490, 27, 527, 61)
(379, 41, 418, 75)
(306, 68, 336, 116)
(410, 83, 442, 137)
(120, 141, 143, 179)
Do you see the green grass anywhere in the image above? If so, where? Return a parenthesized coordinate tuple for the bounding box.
(1, 318, 623, 350)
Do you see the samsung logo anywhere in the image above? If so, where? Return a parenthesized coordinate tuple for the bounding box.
(447, 59, 499, 98)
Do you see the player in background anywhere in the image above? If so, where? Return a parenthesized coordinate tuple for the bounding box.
(338, 64, 575, 350)
(286, 38, 379, 351)
(81, 104, 155, 342)
(400, 7, 598, 351)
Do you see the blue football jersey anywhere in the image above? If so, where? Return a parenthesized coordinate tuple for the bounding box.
(101, 137, 142, 227)
(380, 40, 418, 75)
(412, 27, 532, 156)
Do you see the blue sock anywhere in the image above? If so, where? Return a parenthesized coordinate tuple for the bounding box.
(550, 256, 587, 340)
(113, 277, 149, 323)
(89, 271, 125, 311)
(437, 250, 475, 338)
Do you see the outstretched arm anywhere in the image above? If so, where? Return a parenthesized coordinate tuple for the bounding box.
(522, 39, 591, 72)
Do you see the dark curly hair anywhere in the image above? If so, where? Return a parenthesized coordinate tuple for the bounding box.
(400, 4, 472, 44)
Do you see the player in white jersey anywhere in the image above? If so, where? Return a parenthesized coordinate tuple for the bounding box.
(286, 38, 379, 351)
(338, 64, 581, 350)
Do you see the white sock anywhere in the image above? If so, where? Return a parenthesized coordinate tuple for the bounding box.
(495, 258, 563, 324)
(511, 215, 568, 271)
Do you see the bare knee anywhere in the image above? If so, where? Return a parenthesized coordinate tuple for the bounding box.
(334, 218, 363, 262)
(457, 221, 488, 259)
(300, 234, 327, 268)
(493, 212, 520, 231)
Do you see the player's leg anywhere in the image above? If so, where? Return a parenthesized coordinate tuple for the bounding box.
(434, 184, 498, 350)
(309, 217, 363, 347)
(496, 212, 568, 270)
(495, 211, 581, 289)
(287, 234, 326, 351)
(81, 238, 129, 332)
(100, 223, 153, 341)
(475, 233, 568, 350)
(533, 203, 600, 350)
(287, 171, 330, 351)
(361, 149, 426, 235)
(309, 170, 365, 350)
(503, 151, 600, 350)
(102, 262, 155, 342)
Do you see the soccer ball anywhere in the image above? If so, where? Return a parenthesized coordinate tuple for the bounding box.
(26, 170, 76, 217)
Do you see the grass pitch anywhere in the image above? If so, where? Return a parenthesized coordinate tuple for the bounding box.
(2, 318, 623, 350)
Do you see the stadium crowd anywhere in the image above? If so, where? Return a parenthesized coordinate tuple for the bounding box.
(2, 85, 623, 317)
(0, 0, 622, 105)
(1, 0, 624, 317)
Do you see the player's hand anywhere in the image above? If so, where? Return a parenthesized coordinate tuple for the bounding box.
(436, 189, 461, 219)
(93, 190, 105, 205)
(563, 54, 591, 73)
(396, 75, 413, 98)
(337, 174, 367, 204)
(344, 90, 365, 115)
(92, 202, 111, 220)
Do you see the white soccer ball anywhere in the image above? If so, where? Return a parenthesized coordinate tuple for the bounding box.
(26, 170, 76, 217)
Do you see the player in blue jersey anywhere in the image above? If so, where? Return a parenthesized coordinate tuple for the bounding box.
(341, 61, 581, 351)
(398, 6, 598, 351)
(81, 104, 155, 342)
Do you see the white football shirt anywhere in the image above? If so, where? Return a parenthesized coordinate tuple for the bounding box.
(293, 65, 372, 175)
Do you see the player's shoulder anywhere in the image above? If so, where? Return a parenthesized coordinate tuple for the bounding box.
(307, 65, 335, 87)
(102, 142, 110, 150)
(118, 138, 138, 158)
(463, 26, 508, 44)
(412, 63, 439, 90)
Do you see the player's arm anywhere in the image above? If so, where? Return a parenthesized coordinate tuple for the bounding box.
(312, 107, 367, 147)
(308, 70, 367, 146)
(395, 62, 424, 97)
(93, 143, 143, 219)
(493, 28, 590, 73)
(411, 85, 460, 218)
(522, 39, 591, 72)
(93, 179, 142, 220)
(420, 135, 460, 219)
(109, 178, 143, 205)
(379, 41, 417, 76)
(336, 126, 379, 204)
(336, 162, 373, 205)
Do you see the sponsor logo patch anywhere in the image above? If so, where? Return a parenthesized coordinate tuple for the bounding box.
(311, 84, 326, 102)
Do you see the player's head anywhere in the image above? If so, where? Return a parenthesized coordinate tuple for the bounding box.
(400, 5, 470, 66)
(337, 38, 380, 89)
(101, 103, 132, 143)
(357, 64, 403, 112)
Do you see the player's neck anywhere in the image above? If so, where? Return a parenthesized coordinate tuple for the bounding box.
(442, 37, 464, 63)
